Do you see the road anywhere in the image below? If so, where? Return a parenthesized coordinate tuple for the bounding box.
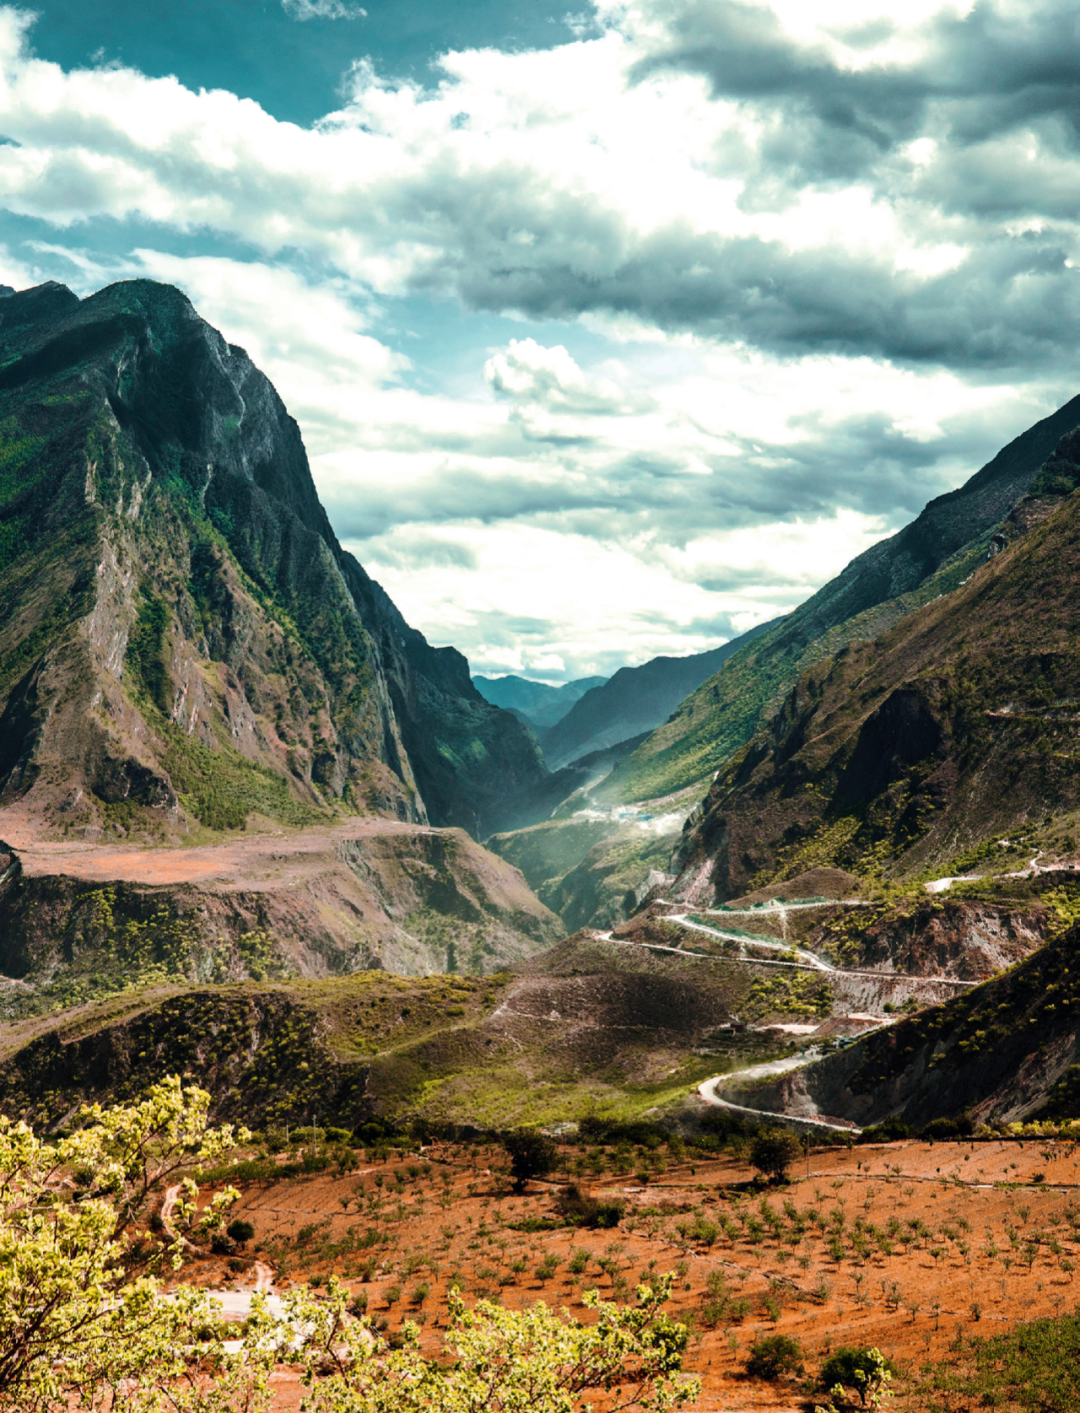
(696, 1053, 862, 1135)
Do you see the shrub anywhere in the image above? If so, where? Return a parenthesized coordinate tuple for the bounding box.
(749, 1128, 802, 1184)
(745, 1333, 804, 1380)
(553, 1183, 626, 1229)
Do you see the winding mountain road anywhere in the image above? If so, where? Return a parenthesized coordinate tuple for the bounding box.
(696, 1054, 862, 1135)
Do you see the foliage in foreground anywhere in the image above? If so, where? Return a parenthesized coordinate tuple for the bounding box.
(0, 1074, 246, 1411)
(0, 1078, 699, 1412)
(285, 1274, 699, 1413)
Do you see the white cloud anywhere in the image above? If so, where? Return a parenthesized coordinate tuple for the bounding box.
(282, 0, 367, 19)
(2, 3, 1078, 675)
(0, 2, 1075, 365)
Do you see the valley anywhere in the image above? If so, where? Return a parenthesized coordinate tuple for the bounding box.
(5, 272, 1080, 1410)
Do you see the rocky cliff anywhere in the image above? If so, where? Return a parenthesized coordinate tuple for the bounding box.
(0, 278, 544, 843)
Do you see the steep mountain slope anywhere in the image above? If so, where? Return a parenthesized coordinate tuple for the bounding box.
(0, 278, 544, 841)
(600, 394, 1080, 805)
(472, 674, 605, 731)
(733, 913, 1080, 1128)
(669, 461, 1080, 905)
(542, 621, 781, 770)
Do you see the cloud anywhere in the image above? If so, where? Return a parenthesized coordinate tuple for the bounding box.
(43, 244, 1055, 678)
(2, 3, 1080, 367)
(282, 0, 367, 19)
(7, 5, 1080, 676)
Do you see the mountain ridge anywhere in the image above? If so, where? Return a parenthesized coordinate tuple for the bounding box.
(601, 392, 1080, 806)
(0, 277, 546, 842)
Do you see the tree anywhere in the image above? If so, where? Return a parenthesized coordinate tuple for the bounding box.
(745, 1334, 804, 1380)
(228, 1219, 256, 1247)
(0, 1075, 252, 1411)
(816, 1346, 894, 1412)
(284, 1273, 700, 1413)
(749, 1127, 802, 1184)
(502, 1127, 558, 1192)
(820, 1348, 897, 1406)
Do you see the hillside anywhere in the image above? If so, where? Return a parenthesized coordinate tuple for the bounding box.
(599, 393, 1080, 805)
(0, 819, 561, 1001)
(541, 621, 780, 770)
(0, 278, 545, 843)
(733, 908, 1080, 1128)
(670, 463, 1080, 905)
(472, 674, 605, 731)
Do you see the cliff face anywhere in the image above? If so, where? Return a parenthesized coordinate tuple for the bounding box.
(669, 470, 1080, 904)
(0, 279, 544, 840)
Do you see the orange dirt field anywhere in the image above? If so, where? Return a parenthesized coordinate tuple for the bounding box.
(179, 1136, 1080, 1410)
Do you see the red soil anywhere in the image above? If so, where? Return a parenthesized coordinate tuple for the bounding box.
(181, 1137, 1080, 1410)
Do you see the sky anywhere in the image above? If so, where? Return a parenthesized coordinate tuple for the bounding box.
(3, 0, 1080, 682)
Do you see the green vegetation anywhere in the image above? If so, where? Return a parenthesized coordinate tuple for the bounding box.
(161, 721, 327, 831)
(126, 589, 171, 713)
(749, 1128, 803, 1184)
(745, 1333, 804, 1380)
(915, 1311, 1080, 1411)
(743, 973, 833, 1021)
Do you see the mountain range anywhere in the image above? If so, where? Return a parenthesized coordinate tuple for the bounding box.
(4, 273, 1080, 1135)
(471, 674, 605, 732)
(539, 623, 781, 770)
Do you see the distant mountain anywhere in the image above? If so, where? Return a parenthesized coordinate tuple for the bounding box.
(601, 391, 1080, 805)
(472, 674, 606, 731)
(0, 277, 546, 841)
(540, 622, 782, 771)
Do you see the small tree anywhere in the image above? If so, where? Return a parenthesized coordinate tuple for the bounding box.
(749, 1127, 802, 1184)
(745, 1333, 804, 1379)
(227, 1219, 256, 1248)
(503, 1128, 558, 1192)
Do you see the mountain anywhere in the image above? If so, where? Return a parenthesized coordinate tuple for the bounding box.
(668, 436, 1080, 906)
(599, 393, 1080, 805)
(0, 278, 546, 842)
(540, 622, 782, 771)
(472, 674, 606, 731)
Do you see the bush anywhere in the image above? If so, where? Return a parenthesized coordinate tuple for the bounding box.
(749, 1128, 802, 1184)
(860, 1117, 911, 1142)
(821, 1348, 896, 1406)
(554, 1184, 626, 1229)
(745, 1333, 804, 1380)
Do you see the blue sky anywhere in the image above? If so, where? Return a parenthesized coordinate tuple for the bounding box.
(3, 0, 1080, 681)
